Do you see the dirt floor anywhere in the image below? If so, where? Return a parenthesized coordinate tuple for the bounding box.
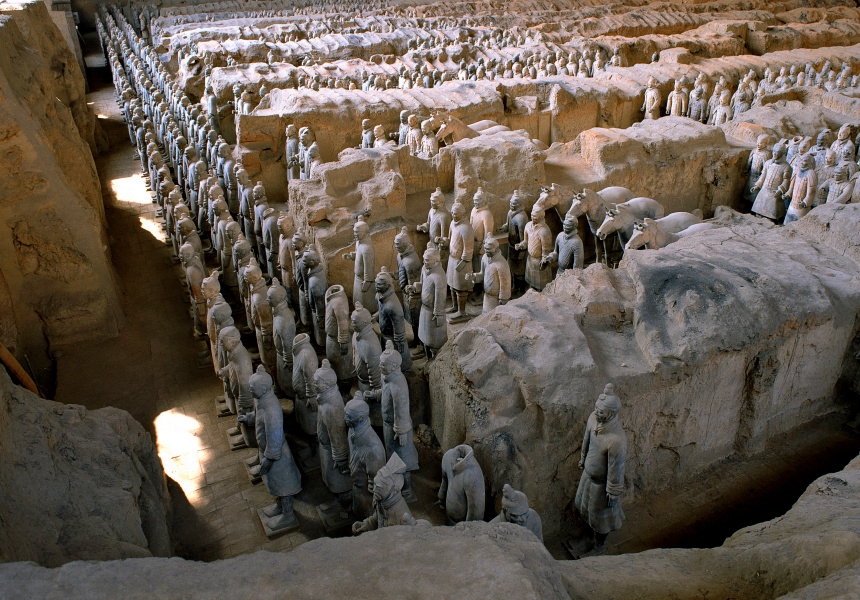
(54, 34, 860, 564)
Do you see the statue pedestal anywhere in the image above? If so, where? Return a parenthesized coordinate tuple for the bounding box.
(257, 505, 300, 538)
(227, 428, 248, 451)
(244, 460, 261, 485)
(215, 396, 232, 417)
(315, 501, 352, 533)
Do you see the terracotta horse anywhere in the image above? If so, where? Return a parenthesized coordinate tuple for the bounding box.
(625, 218, 715, 250)
(595, 198, 668, 246)
(566, 187, 637, 263)
(433, 114, 510, 143)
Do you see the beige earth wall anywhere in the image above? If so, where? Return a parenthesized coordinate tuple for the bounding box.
(0, 1, 123, 383)
(428, 205, 860, 537)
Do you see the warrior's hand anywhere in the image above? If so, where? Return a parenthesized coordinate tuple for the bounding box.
(351, 521, 366, 535)
(361, 280, 373, 292)
(259, 456, 274, 476)
(340, 342, 349, 355)
(417, 223, 428, 233)
(498, 222, 509, 233)
(455, 259, 467, 272)
(397, 432, 408, 446)
(607, 493, 619, 508)
(578, 459, 584, 469)
(515, 241, 526, 251)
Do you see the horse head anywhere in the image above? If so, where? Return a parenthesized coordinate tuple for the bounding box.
(625, 220, 654, 250)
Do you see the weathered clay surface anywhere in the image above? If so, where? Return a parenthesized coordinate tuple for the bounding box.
(429, 206, 860, 536)
(0, 369, 172, 567)
(0, 522, 568, 599)
(559, 452, 860, 599)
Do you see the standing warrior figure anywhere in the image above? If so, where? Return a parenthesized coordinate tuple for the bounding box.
(417, 188, 452, 262)
(468, 237, 511, 314)
(419, 119, 439, 158)
(574, 383, 627, 554)
(315, 360, 353, 511)
(285, 124, 301, 181)
(438, 444, 485, 525)
(395, 227, 422, 336)
(246, 263, 277, 375)
(642, 76, 661, 120)
(500, 190, 529, 294)
(784, 153, 817, 225)
(490, 484, 543, 542)
(343, 216, 376, 310)
(470, 187, 494, 287)
(547, 214, 585, 277)
(744, 135, 771, 205)
(351, 302, 383, 422)
(304, 249, 327, 347)
(516, 206, 553, 292)
(375, 267, 412, 372)
(292, 333, 319, 438)
(380, 340, 419, 502)
(345, 393, 387, 520)
(751, 140, 791, 222)
(665, 80, 687, 117)
(324, 284, 356, 393)
(407, 244, 448, 359)
(443, 201, 474, 324)
(268, 278, 295, 397)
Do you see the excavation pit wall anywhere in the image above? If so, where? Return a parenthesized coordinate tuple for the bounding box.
(428, 205, 860, 538)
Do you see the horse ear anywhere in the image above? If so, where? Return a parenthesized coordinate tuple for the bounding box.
(607, 208, 618, 216)
(644, 217, 656, 226)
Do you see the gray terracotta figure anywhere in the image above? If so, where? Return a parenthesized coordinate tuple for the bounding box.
(345, 392, 387, 520)
(262, 207, 280, 282)
(351, 302, 383, 422)
(444, 201, 474, 323)
(470, 188, 494, 286)
(575, 384, 627, 553)
(417, 188, 452, 262)
(180, 242, 207, 336)
(285, 124, 300, 181)
(324, 284, 356, 392)
(419, 119, 439, 158)
(276, 213, 297, 306)
(752, 140, 791, 222)
(218, 326, 256, 448)
(687, 87, 707, 123)
(490, 484, 543, 542)
(293, 231, 311, 327)
(745, 135, 771, 204)
(516, 207, 554, 292)
(343, 216, 376, 310)
(246, 263, 277, 375)
(352, 453, 418, 535)
(375, 267, 412, 373)
(380, 340, 419, 501)
(304, 249, 327, 347)
(395, 227, 422, 336)
(315, 359, 352, 508)
(268, 278, 295, 397)
(292, 332, 319, 437)
(438, 444, 485, 525)
(547, 214, 585, 276)
(500, 190, 529, 294)
(818, 164, 854, 205)
(252, 182, 269, 268)
(784, 153, 817, 225)
(397, 110, 409, 146)
(642, 76, 661, 120)
(243, 366, 302, 532)
(407, 243, 448, 358)
(468, 237, 511, 314)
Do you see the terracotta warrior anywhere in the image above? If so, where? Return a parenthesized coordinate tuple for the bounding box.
(242, 366, 302, 533)
(516, 206, 553, 292)
(817, 163, 854, 205)
(443, 201, 474, 323)
(380, 340, 419, 501)
(407, 243, 448, 358)
(343, 216, 376, 310)
(246, 263, 277, 375)
(304, 249, 327, 347)
(180, 242, 207, 337)
(470, 187, 494, 286)
(784, 152, 817, 225)
(352, 453, 418, 535)
(547, 214, 585, 276)
(642, 76, 661, 120)
(315, 359, 353, 510)
(500, 190, 529, 294)
(285, 124, 300, 182)
(268, 278, 295, 397)
(218, 326, 255, 448)
(490, 484, 543, 542)
(292, 332, 319, 438)
(351, 302, 383, 422)
(751, 140, 791, 222)
(417, 187, 452, 262)
(665, 80, 687, 117)
(345, 393, 387, 519)
(574, 383, 627, 553)
(395, 227, 422, 336)
(468, 237, 511, 314)
(375, 267, 412, 373)
(745, 134, 771, 205)
(324, 284, 356, 393)
(406, 114, 422, 156)
(438, 444, 485, 525)
(419, 119, 439, 158)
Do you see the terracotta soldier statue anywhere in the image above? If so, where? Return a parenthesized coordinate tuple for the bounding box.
(285, 124, 300, 181)
(343, 216, 376, 310)
(752, 140, 791, 222)
(218, 326, 256, 448)
(516, 206, 553, 292)
(324, 284, 356, 393)
(745, 134, 771, 205)
(642, 76, 661, 120)
(396, 110, 410, 146)
(268, 278, 295, 397)
(547, 214, 584, 276)
(380, 340, 419, 501)
(710, 90, 732, 126)
(292, 332, 319, 438)
(352, 302, 383, 423)
(276, 213, 297, 307)
(292, 231, 311, 327)
(262, 207, 281, 282)
(574, 383, 627, 553)
(817, 163, 854, 205)
(406, 114, 422, 155)
(375, 267, 412, 373)
(468, 237, 511, 314)
(784, 152, 817, 225)
(304, 249, 327, 347)
(180, 242, 207, 337)
(407, 243, 448, 358)
(438, 444, 485, 525)
(443, 201, 474, 323)
(490, 484, 543, 542)
(687, 87, 707, 123)
(470, 187, 494, 294)
(243, 366, 302, 533)
(246, 263, 277, 375)
(665, 80, 687, 117)
(500, 190, 529, 294)
(395, 227, 422, 336)
(352, 453, 418, 535)
(417, 188, 448, 249)
(345, 393, 387, 519)
(315, 359, 353, 510)
(419, 119, 439, 158)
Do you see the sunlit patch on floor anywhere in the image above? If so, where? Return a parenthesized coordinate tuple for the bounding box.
(110, 174, 150, 205)
(154, 409, 209, 502)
